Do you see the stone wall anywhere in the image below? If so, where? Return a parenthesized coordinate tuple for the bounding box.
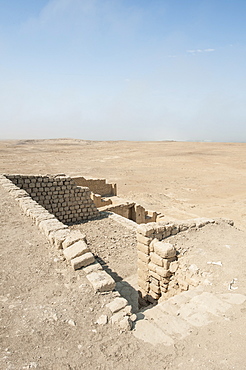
(4, 174, 99, 223)
(0, 174, 134, 331)
(72, 176, 117, 197)
(100, 202, 158, 224)
(137, 218, 216, 306)
(101, 202, 135, 220)
(91, 193, 112, 208)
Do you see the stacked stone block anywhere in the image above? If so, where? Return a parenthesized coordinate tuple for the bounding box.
(4, 174, 99, 223)
(0, 174, 135, 331)
(137, 218, 216, 306)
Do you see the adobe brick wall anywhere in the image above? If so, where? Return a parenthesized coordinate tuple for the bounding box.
(137, 218, 216, 306)
(100, 202, 157, 224)
(72, 176, 117, 196)
(4, 174, 99, 223)
(0, 174, 133, 330)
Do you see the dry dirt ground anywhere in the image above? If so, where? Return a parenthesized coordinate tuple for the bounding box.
(0, 139, 246, 369)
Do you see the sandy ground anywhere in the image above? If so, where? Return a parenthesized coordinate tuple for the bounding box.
(1, 139, 246, 229)
(70, 216, 137, 281)
(1, 139, 246, 369)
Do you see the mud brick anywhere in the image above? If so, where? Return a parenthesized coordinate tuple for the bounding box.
(160, 277, 170, 285)
(138, 268, 149, 282)
(160, 285, 168, 293)
(138, 259, 149, 273)
(137, 242, 149, 255)
(150, 252, 163, 267)
(148, 262, 157, 273)
(137, 224, 155, 237)
(138, 278, 150, 291)
(48, 229, 70, 249)
(155, 266, 171, 278)
(178, 280, 189, 291)
(149, 270, 161, 281)
(153, 241, 177, 259)
(35, 213, 55, 226)
(62, 230, 86, 249)
(162, 259, 169, 270)
(150, 276, 160, 286)
(39, 219, 68, 236)
(106, 297, 128, 314)
(63, 240, 89, 261)
(137, 233, 151, 246)
(150, 283, 160, 294)
(137, 251, 150, 263)
(85, 269, 115, 291)
(154, 233, 163, 240)
(160, 281, 169, 289)
(169, 261, 179, 273)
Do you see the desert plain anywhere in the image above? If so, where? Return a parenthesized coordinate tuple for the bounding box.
(0, 139, 246, 369)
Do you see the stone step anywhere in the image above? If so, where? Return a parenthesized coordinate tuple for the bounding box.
(144, 307, 191, 339)
(132, 318, 174, 346)
(133, 289, 246, 345)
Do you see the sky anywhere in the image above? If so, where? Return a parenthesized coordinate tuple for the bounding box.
(0, 0, 246, 141)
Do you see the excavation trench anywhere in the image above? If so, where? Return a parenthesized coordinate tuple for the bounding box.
(70, 213, 140, 313)
(3, 173, 211, 315)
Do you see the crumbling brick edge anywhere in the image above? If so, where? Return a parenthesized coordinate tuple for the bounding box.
(0, 174, 133, 331)
(136, 217, 235, 306)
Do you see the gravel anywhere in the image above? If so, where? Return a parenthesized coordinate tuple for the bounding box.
(70, 213, 137, 280)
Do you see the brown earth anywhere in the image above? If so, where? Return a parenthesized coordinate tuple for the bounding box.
(0, 139, 246, 369)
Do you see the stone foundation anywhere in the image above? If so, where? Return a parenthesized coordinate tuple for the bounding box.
(0, 173, 135, 331)
(137, 218, 216, 306)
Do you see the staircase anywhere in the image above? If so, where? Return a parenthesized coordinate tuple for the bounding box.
(133, 287, 246, 345)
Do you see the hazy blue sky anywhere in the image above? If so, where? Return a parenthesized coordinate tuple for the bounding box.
(1, 0, 246, 141)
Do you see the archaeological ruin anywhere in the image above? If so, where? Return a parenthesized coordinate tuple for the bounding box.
(0, 173, 231, 331)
